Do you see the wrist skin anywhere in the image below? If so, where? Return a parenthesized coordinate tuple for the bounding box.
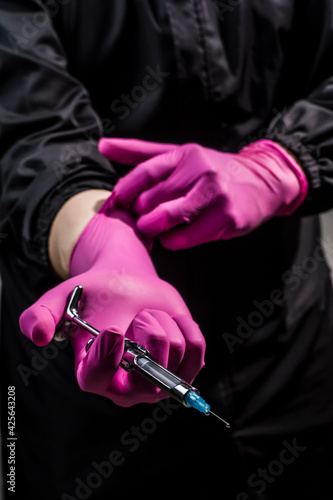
(48, 189, 112, 279)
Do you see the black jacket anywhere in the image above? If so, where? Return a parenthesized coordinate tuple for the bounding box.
(1, 2, 333, 499)
(1, 0, 333, 263)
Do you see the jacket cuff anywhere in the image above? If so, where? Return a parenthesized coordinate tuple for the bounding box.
(264, 131, 322, 213)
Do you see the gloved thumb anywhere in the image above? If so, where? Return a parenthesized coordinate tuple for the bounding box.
(98, 137, 178, 165)
(19, 279, 76, 346)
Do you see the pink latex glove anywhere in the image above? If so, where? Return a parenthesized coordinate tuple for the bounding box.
(98, 138, 308, 250)
(19, 199, 205, 406)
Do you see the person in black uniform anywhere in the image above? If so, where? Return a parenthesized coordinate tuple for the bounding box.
(1, 1, 333, 499)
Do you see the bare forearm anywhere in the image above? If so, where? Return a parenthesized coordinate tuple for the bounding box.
(48, 189, 111, 279)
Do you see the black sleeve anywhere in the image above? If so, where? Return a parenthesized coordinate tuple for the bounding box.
(265, 0, 333, 215)
(0, 0, 117, 269)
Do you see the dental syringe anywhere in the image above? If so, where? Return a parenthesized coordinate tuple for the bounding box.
(60, 286, 230, 427)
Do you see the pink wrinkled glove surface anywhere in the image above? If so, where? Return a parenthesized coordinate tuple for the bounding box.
(19, 200, 205, 407)
(99, 138, 308, 250)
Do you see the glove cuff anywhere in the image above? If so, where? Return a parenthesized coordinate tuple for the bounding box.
(69, 193, 155, 277)
(69, 193, 114, 276)
(240, 139, 309, 215)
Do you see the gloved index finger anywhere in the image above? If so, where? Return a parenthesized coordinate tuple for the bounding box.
(171, 314, 206, 385)
(113, 149, 182, 207)
(98, 138, 177, 164)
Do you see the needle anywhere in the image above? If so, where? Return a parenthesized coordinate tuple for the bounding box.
(209, 411, 231, 428)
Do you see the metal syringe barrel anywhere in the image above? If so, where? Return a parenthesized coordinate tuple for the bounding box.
(121, 339, 198, 407)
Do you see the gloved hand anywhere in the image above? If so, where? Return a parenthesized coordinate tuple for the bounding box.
(19, 199, 205, 406)
(98, 138, 308, 249)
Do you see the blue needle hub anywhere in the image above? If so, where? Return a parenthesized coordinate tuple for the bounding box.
(185, 391, 210, 414)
